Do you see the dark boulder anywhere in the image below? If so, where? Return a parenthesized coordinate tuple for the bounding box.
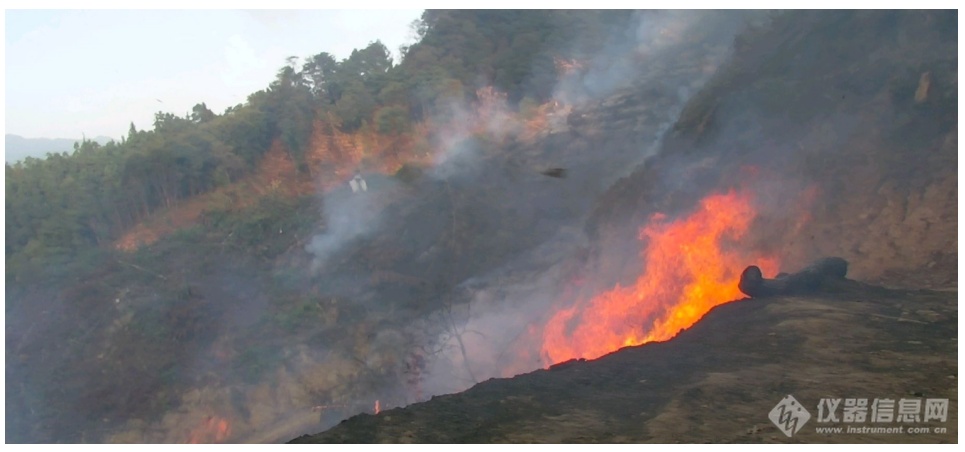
(739, 257, 849, 297)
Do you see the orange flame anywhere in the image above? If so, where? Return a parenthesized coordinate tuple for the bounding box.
(374, 400, 381, 414)
(541, 189, 780, 364)
(186, 415, 231, 444)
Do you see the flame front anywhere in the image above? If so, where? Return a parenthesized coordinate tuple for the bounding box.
(541, 189, 779, 364)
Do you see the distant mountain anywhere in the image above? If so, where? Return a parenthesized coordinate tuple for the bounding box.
(5, 134, 115, 164)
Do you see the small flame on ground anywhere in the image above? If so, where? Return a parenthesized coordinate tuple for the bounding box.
(374, 400, 381, 414)
(186, 415, 231, 444)
(541, 189, 780, 364)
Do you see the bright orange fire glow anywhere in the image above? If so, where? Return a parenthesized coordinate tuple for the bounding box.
(374, 400, 381, 414)
(186, 415, 231, 444)
(541, 189, 780, 364)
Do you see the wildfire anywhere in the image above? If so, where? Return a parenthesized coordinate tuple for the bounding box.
(374, 400, 381, 414)
(541, 189, 780, 364)
(520, 100, 572, 142)
(554, 57, 586, 75)
(311, 404, 347, 412)
(186, 415, 231, 444)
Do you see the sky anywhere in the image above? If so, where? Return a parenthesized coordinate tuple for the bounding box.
(5, 2, 953, 140)
(5, 9, 424, 139)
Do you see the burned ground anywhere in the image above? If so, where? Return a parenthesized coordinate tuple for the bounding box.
(292, 281, 957, 443)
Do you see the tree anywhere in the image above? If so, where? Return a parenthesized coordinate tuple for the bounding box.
(334, 79, 378, 131)
(375, 105, 410, 135)
(190, 103, 216, 124)
(302, 52, 340, 102)
(266, 61, 315, 170)
(343, 41, 393, 82)
(216, 104, 272, 166)
(378, 80, 409, 107)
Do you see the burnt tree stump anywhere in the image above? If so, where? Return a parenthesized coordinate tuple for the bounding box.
(738, 257, 849, 297)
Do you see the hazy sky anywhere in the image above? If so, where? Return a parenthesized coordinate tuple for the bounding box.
(5, 9, 424, 139)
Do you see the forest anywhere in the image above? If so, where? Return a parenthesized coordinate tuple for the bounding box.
(8, 9, 957, 444)
(6, 10, 638, 283)
(6, 9, 669, 442)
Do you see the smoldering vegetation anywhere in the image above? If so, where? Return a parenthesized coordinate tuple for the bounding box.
(278, 9, 771, 426)
(586, 9, 957, 285)
(6, 10, 762, 443)
(7, 10, 955, 445)
(553, 10, 762, 106)
(304, 176, 402, 273)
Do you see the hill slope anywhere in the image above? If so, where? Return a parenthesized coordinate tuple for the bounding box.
(5, 10, 955, 444)
(587, 9, 956, 289)
(5, 11, 745, 443)
(293, 281, 957, 443)
(292, 10, 957, 444)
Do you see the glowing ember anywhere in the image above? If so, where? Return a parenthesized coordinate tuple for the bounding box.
(311, 404, 347, 412)
(374, 400, 381, 414)
(521, 100, 572, 142)
(541, 189, 780, 364)
(186, 415, 231, 444)
(554, 57, 586, 75)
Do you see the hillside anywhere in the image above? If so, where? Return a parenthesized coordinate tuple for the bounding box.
(587, 9, 957, 289)
(5, 10, 957, 444)
(293, 281, 957, 443)
(293, 10, 958, 443)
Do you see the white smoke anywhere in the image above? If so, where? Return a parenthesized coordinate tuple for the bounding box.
(409, 10, 767, 400)
(304, 177, 393, 272)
